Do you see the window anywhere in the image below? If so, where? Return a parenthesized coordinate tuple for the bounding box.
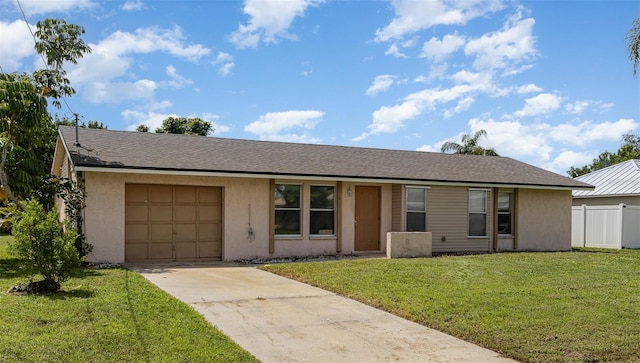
(406, 187, 427, 232)
(310, 186, 335, 235)
(469, 190, 487, 236)
(497, 192, 512, 235)
(274, 184, 301, 235)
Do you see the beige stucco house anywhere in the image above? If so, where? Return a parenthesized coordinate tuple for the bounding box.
(52, 126, 593, 263)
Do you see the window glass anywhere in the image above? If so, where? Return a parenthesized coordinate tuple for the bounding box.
(498, 192, 512, 235)
(469, 190, 487, 236)
(310, 186, 335, 235)
(275, 184, 301, 235)
(406, 187, 427, 232)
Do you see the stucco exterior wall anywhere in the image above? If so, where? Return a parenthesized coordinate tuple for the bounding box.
(82, 173, 393, 263)
(517, 189, 572, 251)
(83, 172, 271, 263)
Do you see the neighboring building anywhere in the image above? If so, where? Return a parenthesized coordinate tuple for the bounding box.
(572, 159, 640, 249)
(52, 126, 593, 263)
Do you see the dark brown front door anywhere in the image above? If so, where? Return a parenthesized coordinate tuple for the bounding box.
(354, 186, 380, 251)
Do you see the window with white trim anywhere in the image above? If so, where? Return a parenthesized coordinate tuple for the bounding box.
(310, 185, 335, 235)
(469, 190, 488, 236)
(406, 187, 427, 232)
(274, 184, 301, 235)
(497, 191, 513, 235)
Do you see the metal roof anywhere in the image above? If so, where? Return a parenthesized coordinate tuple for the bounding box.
(573, 159, 640, 197)
(57, 126, 593, 190)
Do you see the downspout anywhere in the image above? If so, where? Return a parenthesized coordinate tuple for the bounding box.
(492, 187, 498, 251)
(336, 181, 342, 253)
(269, 179, 275, 254)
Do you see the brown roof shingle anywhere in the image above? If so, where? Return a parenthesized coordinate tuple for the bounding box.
(58, 126, 593, 189)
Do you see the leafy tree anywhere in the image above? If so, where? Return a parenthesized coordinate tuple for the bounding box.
(568, 132, 640, 177)
(628, 18, 640, 77)
(155, 116, 213, 136)
(0, 19, 90, 208)
(136, 124, 150, 132)
(9, 199, 79, 293)
(440, 130, 499, 156)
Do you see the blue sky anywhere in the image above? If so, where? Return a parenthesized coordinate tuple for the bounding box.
(1, 0, 638, 175)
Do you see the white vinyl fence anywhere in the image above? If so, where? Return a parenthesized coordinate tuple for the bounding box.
(572, 204, 640, 249)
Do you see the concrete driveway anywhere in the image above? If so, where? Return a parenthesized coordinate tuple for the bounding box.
(130, 262, 517, 363)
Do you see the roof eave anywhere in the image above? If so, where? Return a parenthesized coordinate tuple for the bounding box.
(73, 165, 588, 191)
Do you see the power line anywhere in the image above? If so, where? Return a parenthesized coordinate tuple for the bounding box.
(16, 0, 78, 117)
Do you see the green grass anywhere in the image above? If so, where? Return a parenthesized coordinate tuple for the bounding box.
(0, 235, 258, 363)
(262, 250, 640, 363)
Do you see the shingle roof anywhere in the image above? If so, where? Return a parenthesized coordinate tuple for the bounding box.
(572, 159, 640, 197)
(58, 126, 592, 189)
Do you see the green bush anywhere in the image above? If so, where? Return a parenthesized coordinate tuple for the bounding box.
(9, 199, 79, 292)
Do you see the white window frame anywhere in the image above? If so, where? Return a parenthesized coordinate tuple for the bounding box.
(405, 186, 428, 232)
(274, 183, 302, 236)
(309, 184, 336, 236)
(468, 189, 489, 237)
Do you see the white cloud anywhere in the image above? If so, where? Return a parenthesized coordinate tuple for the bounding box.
(213, 52, 235, 76)
(355, 77, 492, 140)
(244, 110, 324, 142)
(228, 0, 323, 49)
(514, 93, 562, 117)
(375, 0, 504, 42)
(516, 83, 542, 94)
(122, 0, 144, 11)
(0, 20, 34, 71)
(543, 151, 596, 174)
(420, 33, 465, 62)
(165, 65, 193, 88)
(85, 79, 157, 103)
(443, 96, 475, 118)
(366, 75, 396, 96)
(7, 0, 95, 15)
(565, 100, 591, 114)
(384, 43, 408, 58)
(464, 9, 537, 73)
(67, 25, 210, 102)
(549, 118, 638, 146)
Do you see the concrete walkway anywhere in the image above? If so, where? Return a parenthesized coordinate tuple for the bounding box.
(130, 262, 517, 363)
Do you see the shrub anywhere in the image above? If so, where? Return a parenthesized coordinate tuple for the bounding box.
(9, 199, 80, 293)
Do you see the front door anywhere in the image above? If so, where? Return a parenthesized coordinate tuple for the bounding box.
(354, 186, 380, 251)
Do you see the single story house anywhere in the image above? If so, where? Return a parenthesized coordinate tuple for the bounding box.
(52, 126, 593, 263)
(572, 159, 640, 249)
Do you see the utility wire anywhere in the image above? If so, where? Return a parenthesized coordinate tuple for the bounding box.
(16, 0, 78, 117)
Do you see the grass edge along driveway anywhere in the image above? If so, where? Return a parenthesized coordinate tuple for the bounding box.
(0, 235, 258, 363)
(263, 249, 640, 363)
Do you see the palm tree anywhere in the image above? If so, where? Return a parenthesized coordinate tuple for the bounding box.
(440, 129, 499, 156)
(628, 18, 640, 77)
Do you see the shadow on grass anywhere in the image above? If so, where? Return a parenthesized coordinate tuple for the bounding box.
(571, 247, 621, 254)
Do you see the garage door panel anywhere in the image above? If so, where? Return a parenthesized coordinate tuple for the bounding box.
(150, 243, 173, 259)
(199, 206, 220, 221)
(199, 242, 220, 258)
(175, 224, 196, 241)
(150, 224, 173, 241)
(126, 184, 222, 261)
(199, 223, 221, 241)
(150, 185, 172, 203)
(175, 205, 196, 222)
(175, 242, 197, 259)
(199, 187, 221, 203)
(126, 243, 148, 260)
(126, 205, 148, 222)
(126, 224, 148, 241)
(150, 205, 172, 222)
(175, 186, 196, 203)
(126, 184, 148, 203)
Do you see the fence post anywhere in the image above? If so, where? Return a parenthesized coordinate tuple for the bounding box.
(581, 204, 587, 247)
(617, 204, 625, 249)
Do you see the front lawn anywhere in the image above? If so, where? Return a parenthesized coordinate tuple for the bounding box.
(263, 249, 640, 363)
(0, 235, 257, 363)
